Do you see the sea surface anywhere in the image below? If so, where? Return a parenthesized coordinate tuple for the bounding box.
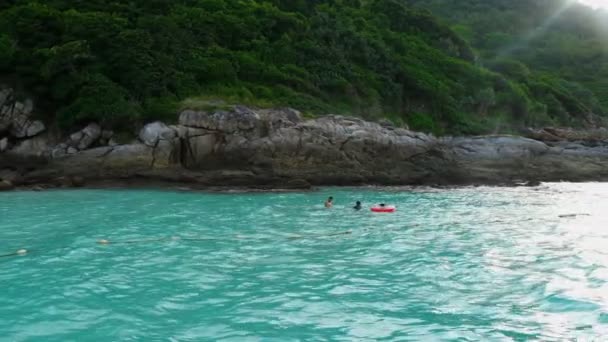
(2, 184, 608, 341)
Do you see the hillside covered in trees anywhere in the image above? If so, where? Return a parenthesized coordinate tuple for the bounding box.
(0, 0, 607, 135)
(407, 0, 608, 129)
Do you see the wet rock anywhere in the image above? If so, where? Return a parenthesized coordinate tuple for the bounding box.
(525, 180, 541, 187)
(71, 176, 85, 187)
(285, 178, 312, 189)
(0, 169, 22, 184)
(0, 180, 13, 191)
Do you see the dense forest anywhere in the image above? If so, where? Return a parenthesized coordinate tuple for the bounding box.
(407, 0, 608, 128)
(0, 0, 607, 135)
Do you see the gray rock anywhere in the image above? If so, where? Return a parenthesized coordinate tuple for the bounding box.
(67, 147, 78, 154)
(11, 116, 45, 138)
(22, 99, 34, 116)
(179, 107, 260, 133)
(0, 137, 8, 152)
(108, 138, 119, 147)
(78, 123, 101, 150)
(51, 148, 67, 159)
(69, 131, 83, 143)
(10, 134, 50, 157)
(9, 104, 608, 187)
(139, 121, 177, 147)
(26, 120, 45, 137)
(182, 134, 217, 168)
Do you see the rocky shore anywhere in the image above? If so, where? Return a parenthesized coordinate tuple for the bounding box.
(2, 87, 608, 191)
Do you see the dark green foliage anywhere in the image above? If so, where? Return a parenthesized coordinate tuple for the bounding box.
(56, 74, 139, 128)
(407, 0, 608, 129)
(0, 0, 605, 134)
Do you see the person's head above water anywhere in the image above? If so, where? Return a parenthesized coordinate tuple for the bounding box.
(380, 203, 386, 207)
(356, 201, 361, 205)
(328, 197, 333, 202)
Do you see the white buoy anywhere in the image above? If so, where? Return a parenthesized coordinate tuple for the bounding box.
(16, 249, 27, 255)
(98, 239, 110, 245)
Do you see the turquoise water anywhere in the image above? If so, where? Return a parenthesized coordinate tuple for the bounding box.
(2, 184, 608, 340)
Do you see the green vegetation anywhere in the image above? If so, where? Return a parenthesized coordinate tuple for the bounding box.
(0, 0, 606, 135)
(407, 0, 608, 129)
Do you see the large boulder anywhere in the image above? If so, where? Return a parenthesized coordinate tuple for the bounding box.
(62, 123, 102, 151)
(171, 125, 216, 168)
(1, 96, 44, 138)
(78, 123, 102, 150)
(11, 118, 45, 138)
(10, 134, 50, 157)
(139, 121, 177, 147)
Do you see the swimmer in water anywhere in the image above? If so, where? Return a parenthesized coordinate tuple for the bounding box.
(353, 201, 362, 210)
(325, 196, 334, 208)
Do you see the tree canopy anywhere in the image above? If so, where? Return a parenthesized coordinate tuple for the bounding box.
(0, 0, 606, 135)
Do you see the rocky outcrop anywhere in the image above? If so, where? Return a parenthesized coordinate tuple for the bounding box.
(0, 88, 45, 139)
(4, 102, 608, 189)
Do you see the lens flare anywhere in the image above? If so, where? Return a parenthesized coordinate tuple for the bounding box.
(578, 0, 608, 9)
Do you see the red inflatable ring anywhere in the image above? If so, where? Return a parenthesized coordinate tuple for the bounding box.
(371, 206, 396, 213)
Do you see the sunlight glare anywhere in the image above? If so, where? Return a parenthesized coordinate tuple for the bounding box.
(578, 0, 608, 9)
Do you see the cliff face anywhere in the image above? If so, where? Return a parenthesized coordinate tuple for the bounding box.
(2, 93, 608, 189)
